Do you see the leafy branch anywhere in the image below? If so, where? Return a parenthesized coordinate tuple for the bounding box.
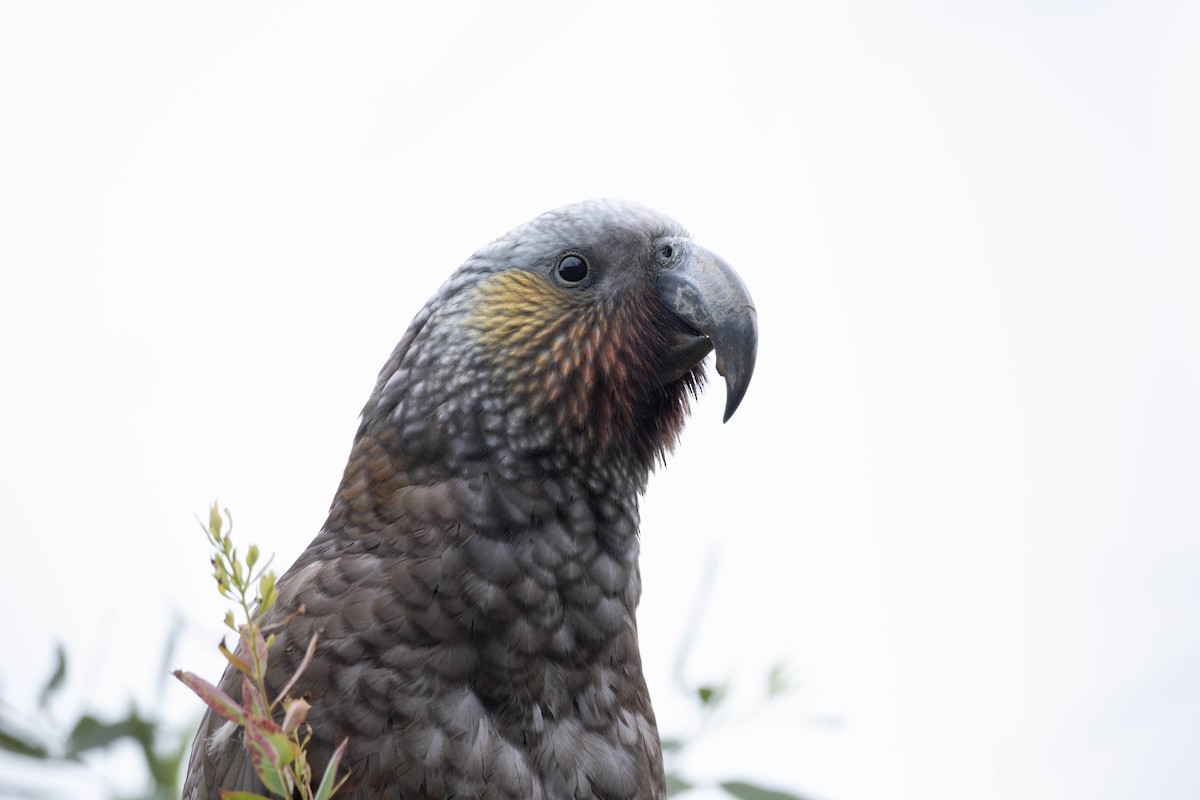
(173, 503, 347, 800)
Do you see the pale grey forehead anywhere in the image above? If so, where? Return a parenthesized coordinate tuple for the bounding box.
(530, 198, 688, 241)
(470, 199, 689, 271)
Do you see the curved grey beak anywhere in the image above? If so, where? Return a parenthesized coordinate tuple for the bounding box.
(657, 245, 758, 422)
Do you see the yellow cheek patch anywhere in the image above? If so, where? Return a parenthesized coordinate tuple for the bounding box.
(469, 270, 582, 358)
(469, 270, 611, 415)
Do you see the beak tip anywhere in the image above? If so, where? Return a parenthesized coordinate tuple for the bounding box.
(720, 370, 752, 423)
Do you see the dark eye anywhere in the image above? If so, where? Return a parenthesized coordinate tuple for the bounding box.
(657, 242, 678, 264)
(557, 253, 589, 284)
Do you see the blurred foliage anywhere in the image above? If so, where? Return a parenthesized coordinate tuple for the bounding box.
(663, 553, 812, 800)
(0, 514, 812, 800)
(0, 638, 189, 800)
(662, 663, 810, 800)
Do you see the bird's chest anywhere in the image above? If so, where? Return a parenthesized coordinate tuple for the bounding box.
(391, 505, 660, 798)
(447, 505, 642, 690)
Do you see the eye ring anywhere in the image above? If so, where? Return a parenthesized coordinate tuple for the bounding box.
(556, 253, 589, 284)
(656, 241, 680, 265)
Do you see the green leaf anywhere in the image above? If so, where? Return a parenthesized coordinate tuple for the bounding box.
(37, 644, 68, 710)
(665, 772, 694, 797)
(720, 780, 812, 800)
(244, 721, 294, 797)
(219, 792, 273, 800)
(697, 683, 727, 707)
(246, 544, 260, 571)
(0, 726, 51, 759)
(66, 710, 155, 757)
(313, 738, 349, 800)
(259, 572, 277, 612)
(209, 502, 223, 537)
(220, 641, 253, 675)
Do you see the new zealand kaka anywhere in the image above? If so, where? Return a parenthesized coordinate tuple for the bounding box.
(183, 199, 758, 799)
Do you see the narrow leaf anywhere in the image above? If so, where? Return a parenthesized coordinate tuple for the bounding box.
(37, 645, 68, 710)
(313, 738, 349, 800)
(208, 502, 222, 537)
(242, 676, 270, 720)
(219, 793, 273, 800)
(173, 670, 246, 726)
(0, 727, 50, 759)
(239, 625, 269, 672)
(219, 641, 253, 675)
(273, 632, 319, 706)
(254, 629, 269, 668)
(259, 572, 277, 612)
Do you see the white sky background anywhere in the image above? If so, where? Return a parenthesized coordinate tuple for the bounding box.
(1, 1, 1199, 798)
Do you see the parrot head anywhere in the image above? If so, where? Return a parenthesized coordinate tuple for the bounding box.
(363, 199, 757, 489)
